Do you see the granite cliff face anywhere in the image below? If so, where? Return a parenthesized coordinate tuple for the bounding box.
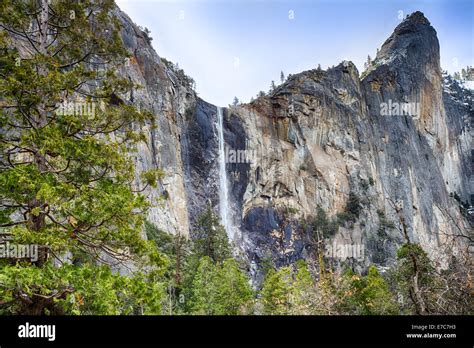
(114, 10, 471, 277)
(112, 9, 196, 238)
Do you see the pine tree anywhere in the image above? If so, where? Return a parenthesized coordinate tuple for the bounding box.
(260, 267, 293, 314)
(269, 80, 276, 93)
(214, 258, 254, 314)
(259, 262, 315, 315)
(288, 260, 315, 314)
(188, 256, 218, 314)
(193, 206, 231, 263)
(189, 256, 253, 314)
(0, 0, 165, 314)
(394, 244, 434, 314)
(144, 221, 190, 287)
(232, 96, 239, 107)
(339, 266, 398, 315)
(280, 71, 285, 83)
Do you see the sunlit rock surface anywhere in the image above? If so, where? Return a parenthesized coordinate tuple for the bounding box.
(106, 10, 474, 275)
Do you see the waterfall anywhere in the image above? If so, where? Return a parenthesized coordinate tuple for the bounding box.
(216, 106, 233, 240)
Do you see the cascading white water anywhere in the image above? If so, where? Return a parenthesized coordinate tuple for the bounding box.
(216, 106, 233, 240)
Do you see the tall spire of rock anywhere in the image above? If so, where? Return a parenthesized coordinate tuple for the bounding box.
(371, 11, 441, 86)
(363, 11, 443, 126)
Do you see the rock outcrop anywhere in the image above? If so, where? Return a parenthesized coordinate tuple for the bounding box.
(111, 10, 473, 277)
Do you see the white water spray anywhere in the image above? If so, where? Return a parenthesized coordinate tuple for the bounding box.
(216, 107, 233, 240)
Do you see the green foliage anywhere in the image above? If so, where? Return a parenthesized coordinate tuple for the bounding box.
(145, 221, 174, 255)
(144, 221, 190, 287)
(181, 206, 241, 313)
(259, 255, 275, 279)
(376, 210, 395, 237)
(289, 260, 315, 313)
(0, 0, 165, 315)
(140, 26, 153, 44)
(188, 256, 253, 315)
(334, 192, 362, 226)
(285, 206, 299, 216)
(338, 266, 398, 315)
(0, 0, 159, 260)
(257, 260, 401, 315)
(160, 57, 195, 89)
(0, 262, 164, 315)
(140, 169, 165, 189)
(393, 243, 434, 313)
(193, 206, 231, 263)
(311, 206, 338, 239)
(345, 192, 362, 221)
(259, 261, 315, 315)
(281, 205, 299, 222)
(299, 164, 308, 171)
(396, 244, 434, 285)
(260, 266, 293, 314)
(383, 243, 473, 315)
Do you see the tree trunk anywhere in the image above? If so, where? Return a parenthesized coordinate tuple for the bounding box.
(29, 0, 49, 233)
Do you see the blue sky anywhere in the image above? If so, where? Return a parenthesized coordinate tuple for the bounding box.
(116, 0, 473, 107)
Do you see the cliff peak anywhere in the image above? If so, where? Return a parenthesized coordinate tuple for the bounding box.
(362, 10, 440, 92)
(402, 11, 431, 26)
(376, 10, 438, 61)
